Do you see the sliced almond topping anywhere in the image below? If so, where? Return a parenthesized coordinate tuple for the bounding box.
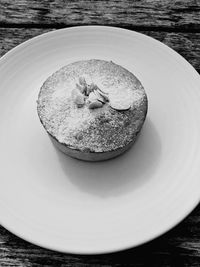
(93, 90, 106, 103)
(96, 88, 109, 102)
(96, 87, 109, 95)
(88, 91, 98, 102)
(72, 76, 133, 110)
(86, 84, 95, 96)
(88, 100, 103, 109)
(71, 88, 85, 107)
(109, 98, 131, 111)
(76, 83, 86, 94)
(74, 94, 85, 108)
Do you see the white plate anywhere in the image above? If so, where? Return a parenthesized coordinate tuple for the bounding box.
(0, 26, 200, 255)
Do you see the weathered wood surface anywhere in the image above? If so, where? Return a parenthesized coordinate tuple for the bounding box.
(1, 0, 200, 266)
(0, 0, 200, 30)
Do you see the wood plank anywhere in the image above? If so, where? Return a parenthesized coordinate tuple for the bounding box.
(0, 0, 200, 30)
(0, 28, 200, 73)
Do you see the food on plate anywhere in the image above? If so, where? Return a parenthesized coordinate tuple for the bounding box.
(37, 59, 148, 161)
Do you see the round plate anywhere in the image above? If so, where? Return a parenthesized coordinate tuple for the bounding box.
(0, 26, 200, 254)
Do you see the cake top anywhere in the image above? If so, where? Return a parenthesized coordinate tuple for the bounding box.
(37, 59, 147, 153)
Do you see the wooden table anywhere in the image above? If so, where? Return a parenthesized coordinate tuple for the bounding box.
(0, 1, 200, 266)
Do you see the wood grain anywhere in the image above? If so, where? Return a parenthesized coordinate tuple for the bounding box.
(0, 28, 200, 73)
(0, 0, 200, 265)
(0, 0, 200, 30)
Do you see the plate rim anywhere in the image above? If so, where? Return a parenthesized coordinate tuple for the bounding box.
(0, 25, 200, 255)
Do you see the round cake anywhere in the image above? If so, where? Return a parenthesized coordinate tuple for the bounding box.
(37, 59, 148, 161)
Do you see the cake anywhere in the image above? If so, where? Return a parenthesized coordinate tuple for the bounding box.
(37, 59, 148, 161)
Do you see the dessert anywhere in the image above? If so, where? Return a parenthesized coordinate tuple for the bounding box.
(37, 59, 148, 161)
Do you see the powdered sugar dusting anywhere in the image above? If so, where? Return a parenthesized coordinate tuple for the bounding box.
(37, 59, 148, 153)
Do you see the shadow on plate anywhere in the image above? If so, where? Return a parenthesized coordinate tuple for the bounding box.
(53, 118, 162, 198)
